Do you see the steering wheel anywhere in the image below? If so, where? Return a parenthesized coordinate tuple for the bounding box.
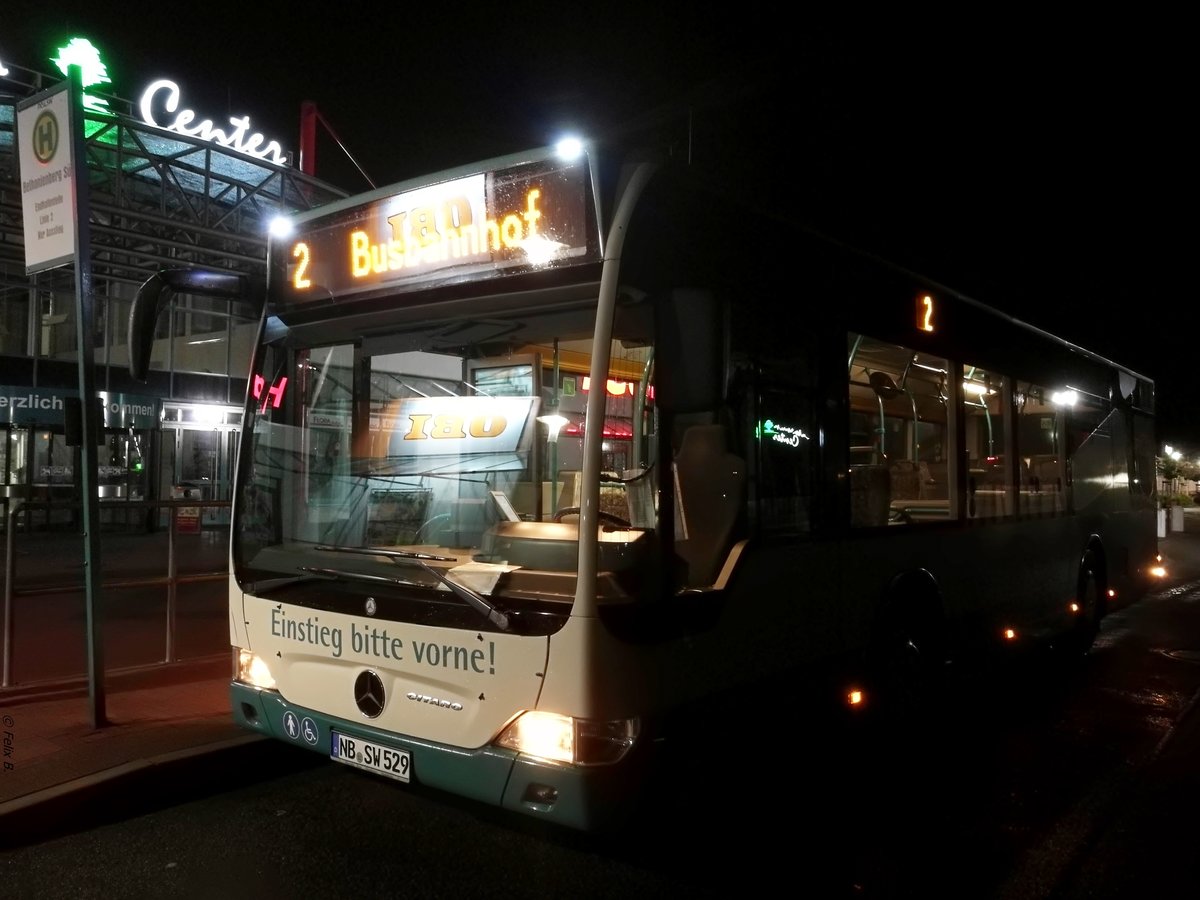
(553, 506, 631, 528)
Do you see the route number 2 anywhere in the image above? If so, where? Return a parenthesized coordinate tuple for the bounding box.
(918, 294, 935, 333)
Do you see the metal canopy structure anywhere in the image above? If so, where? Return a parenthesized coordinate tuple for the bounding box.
(0, 65, 348, 304)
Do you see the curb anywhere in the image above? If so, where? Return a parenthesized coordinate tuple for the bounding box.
(0, 732, 308, 850)
(0, 732, 264, 820)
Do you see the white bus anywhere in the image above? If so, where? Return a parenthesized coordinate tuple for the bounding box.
(132, 139, 1160, 831)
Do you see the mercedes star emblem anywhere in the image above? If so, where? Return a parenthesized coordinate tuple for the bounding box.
(354, 670, 386, 718)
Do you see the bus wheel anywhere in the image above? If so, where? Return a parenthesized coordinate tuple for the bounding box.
(1058, 564, 1103, 658)
(870, 602, 946, 727)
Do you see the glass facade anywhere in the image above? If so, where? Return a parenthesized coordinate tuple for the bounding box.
(0, 78, 347, 531)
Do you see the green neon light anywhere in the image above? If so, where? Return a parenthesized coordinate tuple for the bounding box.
(757, 418, 809, 448)
(51, 37, 113, 114)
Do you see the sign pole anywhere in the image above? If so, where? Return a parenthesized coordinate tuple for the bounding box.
(17, 58, 107, 727)
(68, 65, 107, 728)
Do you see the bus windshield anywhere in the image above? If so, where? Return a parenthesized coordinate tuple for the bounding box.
(232, 297, 657, 629)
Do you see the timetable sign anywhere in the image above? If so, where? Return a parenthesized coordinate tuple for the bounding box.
(17, 81, 78, 273)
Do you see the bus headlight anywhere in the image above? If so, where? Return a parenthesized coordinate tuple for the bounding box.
(236, 649, 277, 690)
(494, 711, 639, 766)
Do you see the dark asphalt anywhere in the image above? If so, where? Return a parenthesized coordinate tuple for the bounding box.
(1, 516, 1199, 893)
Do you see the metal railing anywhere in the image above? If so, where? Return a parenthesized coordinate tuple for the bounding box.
(2, 497, 232, 687)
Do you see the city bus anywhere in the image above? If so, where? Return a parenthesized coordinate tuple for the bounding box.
(130, 138, 1160, 832)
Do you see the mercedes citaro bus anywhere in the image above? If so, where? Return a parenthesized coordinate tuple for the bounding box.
(129, 136, 1160, 832)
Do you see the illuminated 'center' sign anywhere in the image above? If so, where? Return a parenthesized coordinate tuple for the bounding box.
(140, 79, 286, 165)
(271, 151, 600, 311)
(48, 37, 289, 164)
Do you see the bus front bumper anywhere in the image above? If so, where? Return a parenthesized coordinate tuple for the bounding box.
(230, 682, 641, 832)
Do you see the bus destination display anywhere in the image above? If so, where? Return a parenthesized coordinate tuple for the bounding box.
(272, 154, 600, 309)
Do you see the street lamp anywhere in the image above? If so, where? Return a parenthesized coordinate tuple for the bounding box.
(537, 413, 570, 515)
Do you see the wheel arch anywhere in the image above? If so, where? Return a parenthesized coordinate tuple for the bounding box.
(879, 567, 945, 624)
(863, 566, 949, 722)
(872, 567, 948, 659)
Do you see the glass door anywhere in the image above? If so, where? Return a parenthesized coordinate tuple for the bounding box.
(168, 425, 239, 527)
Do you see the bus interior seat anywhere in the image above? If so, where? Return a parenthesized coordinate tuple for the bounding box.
(917, 460, 934, 495)
(922, 460, 947, 499)
(889, 460, 923, 500)
(673, 424, 745, 587)
(598, 481, 629, 522)
(850, 464, 890, 527)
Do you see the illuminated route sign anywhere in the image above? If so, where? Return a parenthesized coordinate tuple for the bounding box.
(270, 150, 601, 312)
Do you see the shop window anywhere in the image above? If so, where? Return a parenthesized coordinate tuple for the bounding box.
(0, 293, 31, 357)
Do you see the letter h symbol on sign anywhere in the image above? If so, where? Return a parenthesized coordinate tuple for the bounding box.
(35, 115, 59, 160)
(253, 375, 288, 412)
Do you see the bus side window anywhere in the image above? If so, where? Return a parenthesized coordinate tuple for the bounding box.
(963, 365, 1012, 520)
(847, 333, 950, 526)
(1065, 390, 1111, 515)
(1016, 381, 1065, 515)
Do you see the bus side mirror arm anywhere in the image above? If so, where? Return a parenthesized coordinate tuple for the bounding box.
(128, 268, 262, 382)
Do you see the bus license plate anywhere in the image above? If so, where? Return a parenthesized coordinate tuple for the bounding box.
(331, 731, 411, 783)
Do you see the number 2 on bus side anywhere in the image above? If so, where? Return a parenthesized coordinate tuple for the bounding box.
(918, 294, 935, 332)
(333, 732, 411, 781)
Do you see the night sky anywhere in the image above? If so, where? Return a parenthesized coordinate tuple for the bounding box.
(3, 8, 1193, 443)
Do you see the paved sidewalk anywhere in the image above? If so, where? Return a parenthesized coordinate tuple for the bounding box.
(0, 525, 246, 847)
(0, 654, 260, 848)
(2, 522, 1200, 852)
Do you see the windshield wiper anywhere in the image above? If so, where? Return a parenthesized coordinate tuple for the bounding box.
(245, 572, 338, 594)
(314, 545, 510, 631)
(245, 568, 426, 594)
(315, 546, 458, 563)
(297, 566, 429, 592)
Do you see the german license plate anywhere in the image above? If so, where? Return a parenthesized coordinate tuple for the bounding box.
(331, 731, 411, 783)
